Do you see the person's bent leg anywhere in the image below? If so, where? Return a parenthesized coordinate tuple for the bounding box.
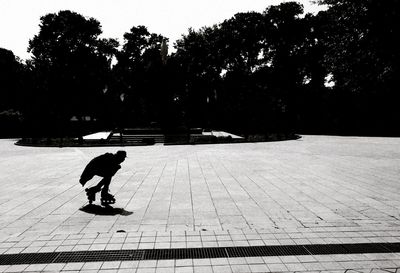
(100, 177, 112, 195)
(100, 176, 115, 205)
(100, 166, 119, 195)
(88, 176, 109, 193)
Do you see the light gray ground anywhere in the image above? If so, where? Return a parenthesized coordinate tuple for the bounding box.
(0, 135, 400, 272)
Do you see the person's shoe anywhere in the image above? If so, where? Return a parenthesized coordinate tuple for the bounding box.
(101, 192, 116, 206)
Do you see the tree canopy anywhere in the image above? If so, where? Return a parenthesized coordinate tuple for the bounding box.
(26, 10, 119, 135)
(2, 1, 399, 137)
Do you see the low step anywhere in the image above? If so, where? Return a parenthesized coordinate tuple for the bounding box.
(109, 134, 165, 144)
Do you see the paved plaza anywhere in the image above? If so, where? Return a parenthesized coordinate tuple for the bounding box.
(1, 135, 400, 272)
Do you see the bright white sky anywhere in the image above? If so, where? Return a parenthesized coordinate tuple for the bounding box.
(0, 0, 324, 61)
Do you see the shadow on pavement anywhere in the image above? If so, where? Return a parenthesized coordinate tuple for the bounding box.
(80, 204, 133, 216)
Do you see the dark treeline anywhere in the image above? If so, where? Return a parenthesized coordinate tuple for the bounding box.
(1, 0, 399, 137)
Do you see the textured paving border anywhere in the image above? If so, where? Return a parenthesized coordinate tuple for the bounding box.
(1, 242, 400, 265)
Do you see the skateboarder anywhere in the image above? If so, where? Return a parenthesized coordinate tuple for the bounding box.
(80, 150, 127, 205)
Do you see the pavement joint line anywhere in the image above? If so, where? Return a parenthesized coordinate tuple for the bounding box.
(0, 242, 400, 265)
(197, 153, 224, 230)
(165, 160, 179, 231)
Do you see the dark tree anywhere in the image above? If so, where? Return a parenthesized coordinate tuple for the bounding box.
(217, 12, 266, 133)
(258, 2, 307, 133)
(28, 10, 119, 136)
(0, 48, 25, 111)
(175, 2, 309, 134)
(174, 25, 224, 129)
(316, 0, 400, 135)
(112, 26, 167, 128)
(0, 48, 27, 136)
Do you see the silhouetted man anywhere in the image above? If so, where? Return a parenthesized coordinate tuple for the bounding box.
(80, 150, 127, 205)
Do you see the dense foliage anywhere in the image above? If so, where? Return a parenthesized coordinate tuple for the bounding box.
(1, 1, 399, 137)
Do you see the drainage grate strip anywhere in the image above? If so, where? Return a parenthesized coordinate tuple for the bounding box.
(305, 244, 347, 255)
(384, 243, 400, 253)
(342, 243, 389, 254)
(0, 252, 59, 265)
(1, 242, 400, 265)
